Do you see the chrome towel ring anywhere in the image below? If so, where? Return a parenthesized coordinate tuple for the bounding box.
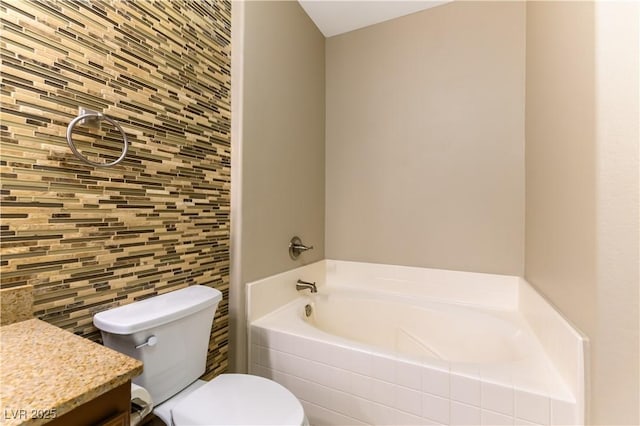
(66, 109, 128, 167)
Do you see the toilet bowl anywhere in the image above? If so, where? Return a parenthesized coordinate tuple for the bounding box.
(93, 285, 306, 426)
(155, 375, 306, 426)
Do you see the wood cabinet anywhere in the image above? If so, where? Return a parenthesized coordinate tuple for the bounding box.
(47, 381, 130, 426)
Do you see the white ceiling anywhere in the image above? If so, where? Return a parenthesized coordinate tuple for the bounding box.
(298, 0, 453, 38)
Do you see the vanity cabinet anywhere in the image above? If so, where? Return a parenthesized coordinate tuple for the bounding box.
(0, 319, 142, 426)
(46, 381, 130, 426)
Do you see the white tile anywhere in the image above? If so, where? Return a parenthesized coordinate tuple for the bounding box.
(451, 401, 481, 425)
(302, 359, 323, 383)
(262, 348, 280, 370)
(515, 390, 549, 425)
(270, 368, 294, 388)
(371, 353, 396, 382)
(422, 366, 450, 398)
(269, 350, 309, 378)
(371, 378, 396, 406)
(346, 394, 378, 424)
(551, 399, 577, 425)
(423, 418, 446, 426)
(301, 400, 367, 426)
(306, 359, 345, 390)
(257, 345, 272, 367)
(288, 336, 322, 359)
(279, 350, 302, 375)
(290, 355, 314, 380)
(370, 403, 396, 425)
(267, 330, 295, 353)
(423, 393, 450, 424)
(249, 344, 260, 366)
(350, 372, 372, 399)
(329, 366, 351, 393)
(515, 419, 541, 426)
(356, 396, 384, 424)
(327, 345, 372, 376)
(300, 401, 328, 426)
(371, 403, 423, 426)
(482, 409, 514, 425)
(451, 373, 481, 406)
(390, 408, 425, 425)
(395, 385, 423, 416)
(482, 381, 514, 416)
(349, 349, 373, 376)
(330, 389, 358, 418)
(310, 340, 336, 362)
(324, 343, 350, 369)
(396, 360, 423, 390)
(250, 364, 272, 378)
(249, 344, 261, 366)
(250, 327, 266, 346)
(295, 379, 333, 410)
(278, 371, 303, 395)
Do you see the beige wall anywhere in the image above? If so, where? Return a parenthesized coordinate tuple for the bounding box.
(241, 0, 325, 282)
(525, 0, 597, 362)
(325, 1, 526, 275)
(525, 2, 639, 424)
(593, 3, 640, 423)
(229, 0, 325, 371)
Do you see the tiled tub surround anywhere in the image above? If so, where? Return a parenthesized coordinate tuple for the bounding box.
(248, 261, 586, 425)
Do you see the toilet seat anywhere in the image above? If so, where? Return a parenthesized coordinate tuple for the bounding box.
(170, 374, 305, 426)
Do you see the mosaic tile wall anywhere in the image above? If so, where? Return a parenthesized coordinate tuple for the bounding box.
(0, 0, 231, 378)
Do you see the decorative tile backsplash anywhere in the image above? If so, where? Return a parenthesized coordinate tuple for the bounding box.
(0, 0, 231, 378)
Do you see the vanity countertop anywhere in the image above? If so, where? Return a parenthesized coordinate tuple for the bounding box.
(0, 319, 142, 425)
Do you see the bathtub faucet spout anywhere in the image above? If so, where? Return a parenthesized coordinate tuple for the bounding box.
(296, 279, 317, 293)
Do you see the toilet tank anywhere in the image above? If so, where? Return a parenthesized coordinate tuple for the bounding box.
(93, 285, 222, 405)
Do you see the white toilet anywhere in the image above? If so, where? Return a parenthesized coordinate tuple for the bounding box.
(93, 285, 306, 426)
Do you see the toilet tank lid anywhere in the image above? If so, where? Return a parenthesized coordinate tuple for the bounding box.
(93, 285, 222, 335)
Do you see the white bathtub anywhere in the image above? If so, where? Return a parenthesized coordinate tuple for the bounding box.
(248, 260, 585, 426)
(306, 288, 535, 364)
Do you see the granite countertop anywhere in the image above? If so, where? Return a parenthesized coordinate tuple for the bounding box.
(0, 319, 143, 426)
